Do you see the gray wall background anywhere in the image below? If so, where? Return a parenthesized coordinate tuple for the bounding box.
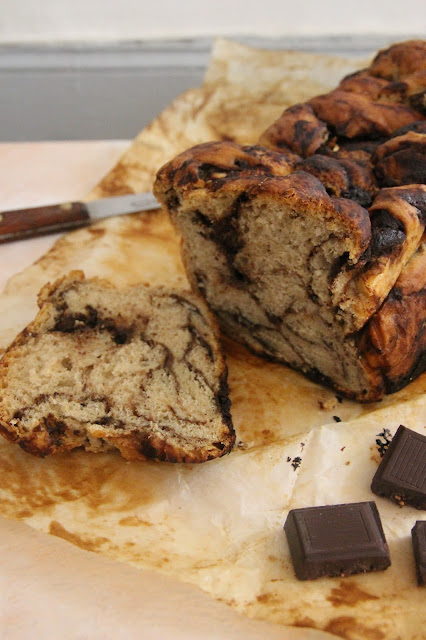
(0, 35, 421, 142)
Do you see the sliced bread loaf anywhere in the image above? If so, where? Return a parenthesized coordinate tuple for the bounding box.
(153, 40, 425, 403)
(0, 272, 234, 462)
(154, 142, 425, 402)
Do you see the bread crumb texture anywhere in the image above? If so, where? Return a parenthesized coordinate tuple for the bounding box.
(0, 272, 234, 462)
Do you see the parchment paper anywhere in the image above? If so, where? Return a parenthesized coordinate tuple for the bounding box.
(0, 39, 425, 640)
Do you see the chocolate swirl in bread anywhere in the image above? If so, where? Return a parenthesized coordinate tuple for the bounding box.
(154, 40, 425, 402)
(0, 272, 235, 462)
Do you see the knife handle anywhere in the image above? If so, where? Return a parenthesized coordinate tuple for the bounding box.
(0, 201, 90, 243)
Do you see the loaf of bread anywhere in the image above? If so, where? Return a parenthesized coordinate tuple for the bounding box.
(0, 272, 234, 462)
(154, 40, 425, 402)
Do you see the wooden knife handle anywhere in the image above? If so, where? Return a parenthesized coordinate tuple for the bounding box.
(0, 201, 90, 243)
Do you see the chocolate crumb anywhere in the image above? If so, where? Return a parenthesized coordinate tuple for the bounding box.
(291, 456, 302, 471)
(333, 416, 342, 423)
(375, 428, 393, 457)
(318, 397, 338, 411)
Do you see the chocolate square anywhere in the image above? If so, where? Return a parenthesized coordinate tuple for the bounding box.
(284, 502, 391, 580)
(411, 521, 426, 586)
(371, 425, 426, 510)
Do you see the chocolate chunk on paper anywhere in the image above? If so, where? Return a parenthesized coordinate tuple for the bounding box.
(371, 425, 426, 510)
(411, 521, 426, 586)
(284, 502, 391, 580)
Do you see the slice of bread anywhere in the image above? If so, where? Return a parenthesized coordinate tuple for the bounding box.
(0, 272, 234, 462)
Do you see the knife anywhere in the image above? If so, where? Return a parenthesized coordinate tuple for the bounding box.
(0, 191, 160, 244)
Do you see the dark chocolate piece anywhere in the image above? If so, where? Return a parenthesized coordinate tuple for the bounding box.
(371, 425, 426, 510)
(412, 521, 426, 586)
(284, 501, 391, 580)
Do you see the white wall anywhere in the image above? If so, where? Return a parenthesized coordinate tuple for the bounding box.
(1, 0, 425, 43)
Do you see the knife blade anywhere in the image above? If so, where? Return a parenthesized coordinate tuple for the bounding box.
(0, 191, 160, 244)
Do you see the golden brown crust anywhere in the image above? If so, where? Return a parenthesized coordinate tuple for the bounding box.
(258, 103, 329, 157)
(338, 69, 390, 98)
(162, 140, 298, 188)
(368, 184, 426, 233)
(259, 40, 425, 205)
(308, 89, 422, 140)
(373, 131, 426, 186)
(330, 185, 425, 339)
(359, 242, 426, 392)
(368, 40, 426, 81)
(297, 151, 377, 206)
(378, 70, 426, 109)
